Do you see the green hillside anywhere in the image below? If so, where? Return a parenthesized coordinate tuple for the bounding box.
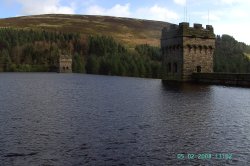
(0, 14, 250, 75)
(0, 14, 170, 48)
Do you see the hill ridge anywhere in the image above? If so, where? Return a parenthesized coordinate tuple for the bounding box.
(0, 14, 172, 47)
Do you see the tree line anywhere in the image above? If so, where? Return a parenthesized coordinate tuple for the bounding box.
(86, 36, 161, 78)
(0, 28, 250, 77)
(214, 34, 250, 73)
(0, 28, 84, 72)
(0, 28, 161, 78)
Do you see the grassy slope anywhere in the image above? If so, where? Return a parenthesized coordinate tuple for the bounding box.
(0, 14, 171, 48)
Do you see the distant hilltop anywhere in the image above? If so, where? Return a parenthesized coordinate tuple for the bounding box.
(0, 14, 171, 48)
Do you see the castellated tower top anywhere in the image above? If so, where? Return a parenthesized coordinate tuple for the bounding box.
(162, 22, 215, 40)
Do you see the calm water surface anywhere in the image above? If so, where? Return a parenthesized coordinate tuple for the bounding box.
(0, 73, 249, 165)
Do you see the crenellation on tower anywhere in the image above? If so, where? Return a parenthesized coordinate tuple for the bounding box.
(194, 23, 202, 29)
(206, 25, 214, 32)
(162, 22, 215, 41)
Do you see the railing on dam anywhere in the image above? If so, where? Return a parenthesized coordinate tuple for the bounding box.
(192, 73, 250, 87)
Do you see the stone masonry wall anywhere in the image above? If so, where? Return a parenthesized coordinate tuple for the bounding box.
(182, 37, 215, 80)
(59, 57, 72, 73)
(161, 37, 183, 81)
(161, 22, 215, 81)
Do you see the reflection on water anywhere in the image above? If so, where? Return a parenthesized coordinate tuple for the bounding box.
(0, 73, 249, 165)
(161, 81, 211, 92)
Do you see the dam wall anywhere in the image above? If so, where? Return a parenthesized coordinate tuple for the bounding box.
(192, 73, 250, 87)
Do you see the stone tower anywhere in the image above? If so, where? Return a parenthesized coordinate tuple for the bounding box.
(161, 22, 216, 81)
(59, 55, 72, 73)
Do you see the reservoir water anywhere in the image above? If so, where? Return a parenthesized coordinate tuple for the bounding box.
(0, 73, 249, 165)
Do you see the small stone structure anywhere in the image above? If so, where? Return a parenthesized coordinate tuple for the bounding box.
(59, 55, 72, 73)
(161, 22, 216, 81)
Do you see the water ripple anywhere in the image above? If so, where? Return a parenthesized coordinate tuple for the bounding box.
(0, 73, 250, 165)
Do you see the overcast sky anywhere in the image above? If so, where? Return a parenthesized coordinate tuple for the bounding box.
(1, 0, 250, 44)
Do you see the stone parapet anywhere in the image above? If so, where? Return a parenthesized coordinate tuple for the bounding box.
(162, 22, 215, 40)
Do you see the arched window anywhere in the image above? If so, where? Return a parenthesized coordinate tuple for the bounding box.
(193, 45, 197, 54)
(204, 46, 208, 54)
(209, 46, 213, 54)
(196, 66, 201, 73)
(174, 63, 178, 73)
(168, 63, 171, 73)
(187, 44, 192, 53)
(199, 46, 202, 53)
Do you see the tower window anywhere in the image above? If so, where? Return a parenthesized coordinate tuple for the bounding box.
(209, 48, 213, 54)
(168, 63, 171, 72)
(205, 48, 208, 54)
(174, 63, 178, 73)
(194, 46, 197, 54)
(197, 66, 201, 73)
(199, 46, 202, 53)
